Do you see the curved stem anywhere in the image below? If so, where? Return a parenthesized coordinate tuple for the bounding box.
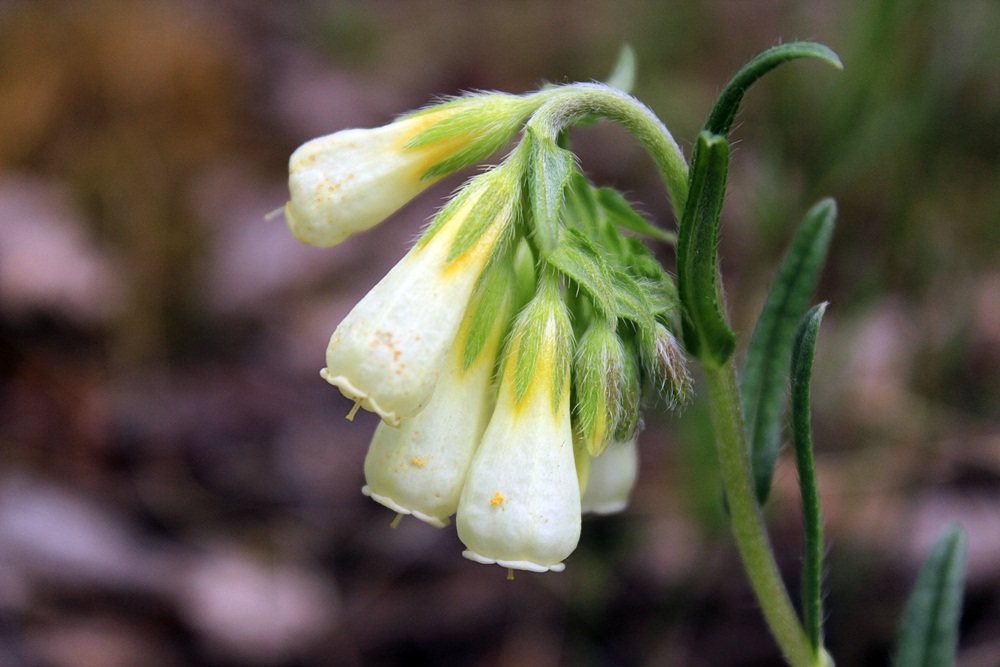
(528, 83, 689, 221)
(703, 359, 819, 667)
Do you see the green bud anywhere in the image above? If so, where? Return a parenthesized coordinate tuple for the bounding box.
(639, 321, 692, 408)
(573, 318, 632, 456)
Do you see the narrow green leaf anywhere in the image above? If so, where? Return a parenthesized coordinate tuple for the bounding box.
(790, 303, 828, 657)
(742, 198, 836, 503)
(527, 129, 575, 255)
(605, 44, 637, 93)
(676, 131, 735, 366)
(546, 228, 617, 319)
(893, 524, 967, 667)
(595, 187, 677, 244)
(463, 257, 513, 370)
(704, 42, 843, 138)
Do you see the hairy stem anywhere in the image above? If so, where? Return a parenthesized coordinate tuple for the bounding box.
(703, 359, 820, 667)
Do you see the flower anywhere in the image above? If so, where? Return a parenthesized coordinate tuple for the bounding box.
(285, 93, 533, 248)
(321, 163, 520, 426)
(581, 437, 639, 515)
(456, 279, 581, 573)
(361, 269, 512, 527)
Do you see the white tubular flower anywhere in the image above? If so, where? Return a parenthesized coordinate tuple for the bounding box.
(581, 436, 639, 515)
(457, 279, 581, 573)
(285, 93, 534, 247)
(321, 156, 522, 426)
(361, 266, 512, 527)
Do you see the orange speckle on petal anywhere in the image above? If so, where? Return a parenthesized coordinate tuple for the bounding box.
(490, 492, 504, 507)
(411, 458, 426, 467)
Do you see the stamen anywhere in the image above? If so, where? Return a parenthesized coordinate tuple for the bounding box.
(263, 206, 285, 222)
(346, 398, 363, 421)
(507, 568, 515, 581)
(389, 513, 404, 529)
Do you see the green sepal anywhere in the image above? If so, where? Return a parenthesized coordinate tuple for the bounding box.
(463, 256, 514, 371)
(790, 303, 828, 657)
(403, 93, 534, 180)
(572, 319, 626, 456)
(596, 187, 677, 244)
(546, 227, 617, 320)
(676, 131, 736, 366)
(703, 42, 843, 138)
(742, 198, 836, 504)
(448, 192, 512, 261)
(892, 523, 967, 667)
(526, 128, 575, 255)
(509, 275, 574, 410)
(638, 321, 692, 409)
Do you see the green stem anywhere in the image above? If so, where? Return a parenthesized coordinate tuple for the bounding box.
(703, 359, 819, 667)
(528, 83, 689, 221)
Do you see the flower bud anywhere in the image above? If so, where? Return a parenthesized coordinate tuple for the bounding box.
(286, 93, 532, 247)
(321, 168, 517, 426)
(361, 270, 513, 527)
(457, 279, 581, 573)
(581, 437, 639, 515)
(640, 321, 692, 408)
(572, 318, 629, 457)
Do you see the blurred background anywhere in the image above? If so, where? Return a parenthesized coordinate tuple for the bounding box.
(1, 1, 998, 665)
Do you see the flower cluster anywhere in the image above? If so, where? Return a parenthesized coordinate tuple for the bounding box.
(286, 88, 690, 574)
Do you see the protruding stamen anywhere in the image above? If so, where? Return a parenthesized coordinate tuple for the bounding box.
(507, 568, 515, 581)
(389, 513, 404, 529)
(346, 398, 363, 421)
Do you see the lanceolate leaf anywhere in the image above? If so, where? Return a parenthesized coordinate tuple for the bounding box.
(527, 129, 575, 255)
(742, 198, 836, 503)
(546, 228, 617, 319)
(595, 187, 677, 244)
(790, 303, 829, 657)
(893, 524, 967, 667)
(703, 42, 843, 138)
(676, 131, 735, 366)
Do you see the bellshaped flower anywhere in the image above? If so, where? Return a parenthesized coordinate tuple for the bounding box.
(361, 269, 512, 527)
(581, 436, 639, 515)
(285, 93, 533, 247)
(457, 278, 581, 573)
(321, 160, 521, 426)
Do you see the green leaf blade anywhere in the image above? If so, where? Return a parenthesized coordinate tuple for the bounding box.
(527, 129, 575, 255)
(704, 42, 843, 138)
(595, 187, 677, 244)
(676, 131, 735, 366)
(893, 524, 967, 667)
(742, 198, 836, 503)
(790, 302, 828, 658)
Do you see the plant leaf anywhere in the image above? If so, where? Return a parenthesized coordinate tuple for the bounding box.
(703, 42, 843, 138)
(790, 302, 828, 657)
(742, 198, 836, 503)
(595, 187, 677, 244)
(892, 523, 967, 667)
(546, 228, 617, 319)
(675, 131, 735, 366)
(527, 128, 575, 255)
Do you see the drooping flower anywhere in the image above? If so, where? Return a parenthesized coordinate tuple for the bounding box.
(285, 93, 536, 247)
(321, 152, 523, 426)
(456, 275, 581, 573)
(581, 436, 639, 515)
(361, 263, 513, 527)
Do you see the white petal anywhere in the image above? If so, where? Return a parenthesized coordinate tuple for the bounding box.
(285, 112, 455, 248)
(457, 357, 580, 573)
(581, 437, 639, 515)
(322, 192, 506, 425)
(361, 312, 503, 527)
